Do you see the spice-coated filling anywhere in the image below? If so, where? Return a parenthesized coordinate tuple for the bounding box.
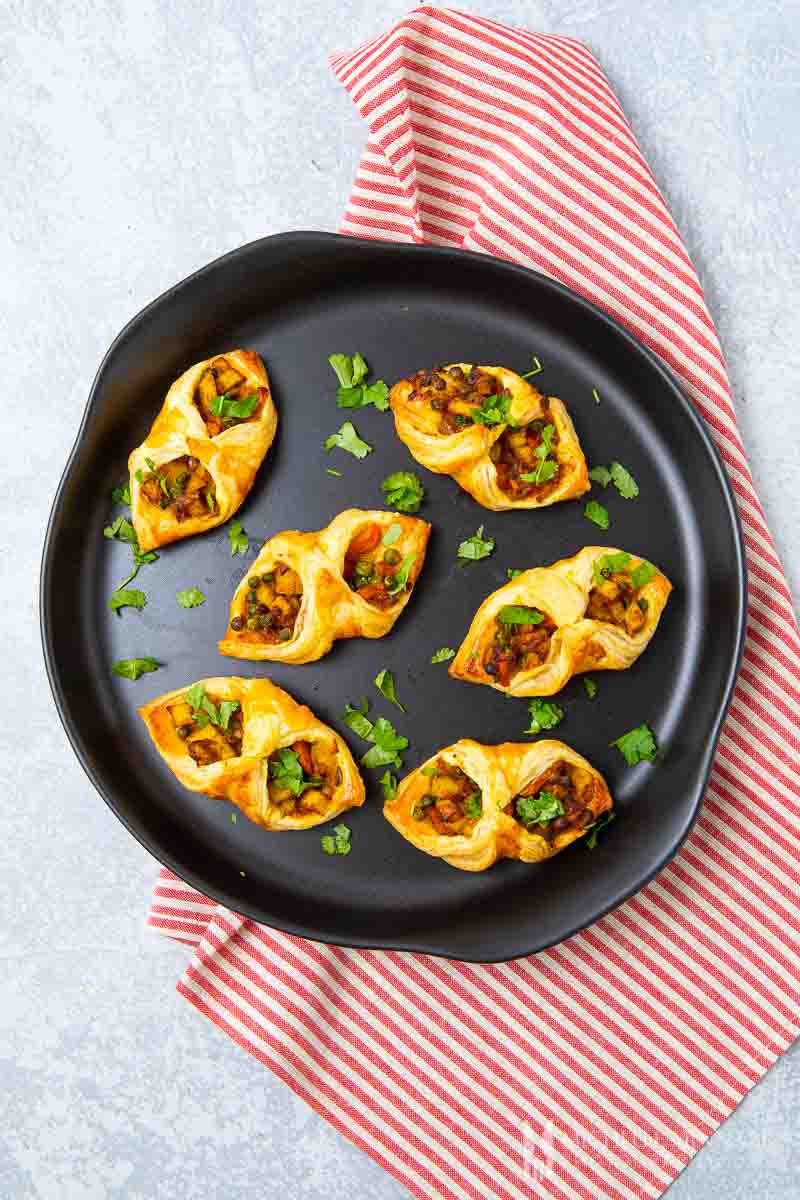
(168, 696, 243, 766)
(267, 738, 342, 816)
(229, 562, 302, 642)
(412, 759, 483, 836)
(193, 355, 266, 437)
(489, 416, 562, 499)
(407, 365, 503, 435)
(343, 521, 415, 611)
(586, 571, 648, 636)
(506, 759, 599, 842)
(478, 608, 556, 686)
(138, 454, 216, 521)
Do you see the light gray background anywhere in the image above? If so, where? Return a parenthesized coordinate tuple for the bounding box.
(3, 1, 798, 1197)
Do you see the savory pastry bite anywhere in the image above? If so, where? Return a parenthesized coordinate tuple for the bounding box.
(139, 676, 364, 830)
(450, 547, 672, 697)
(389, 363, 588, 510)
(218, 508, 431, 664)
(129, 349, 277, 551)
(384, 739, 612, 871)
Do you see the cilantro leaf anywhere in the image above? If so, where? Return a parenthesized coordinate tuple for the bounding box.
(382, 522, 402, 546)
(269, 747, 322, 796)
(343, 698, 374, 741)
(516, 790, 564, 827)
(612, 722, 658, 766)
(375, 668, 405, 711)
(385, 553, 417, 596)
(584, 500, 609, 529)
(381, 471, 425, 513)
(583, 677, 598, 699)
(524, 698, 564, 734)
(519, 423, 558, 484)
(228, 520, 249, 556)
(592, 551, 631, 584)
(321, 823, 352, 856)
(326, 467, 342, 477)
(609, 461, 639, 500)
(631, 560, 656, 589)
(507, 568, 523, 581)
(379, 770, 398, 803)
(111, 480, 131, 506)
(521, 355, 543, 378)
(463, 791, 483, 819)
(592, 387, 601, 404)
(330, 353, 387, 410)
(362, 380, 390, 410)
(361, 717, 408, 770)
(498, 605, 545, 626)
(211, 391, 259, 420)
(111, 657, 161, 681)
(350, 353, 369, 385)
(108, 587, 146, 615)
(585, 810, 616, 850)
(328, 353, 355, 388)
(217, 700, 240, 731)
(588, 465, 612, 488)
(176, 587, 205, 609)
(457, 525, 495, 564)
(324, 421, 373, 459)
(104, 515, 137, 545)
(431, 647, 455, 664)
(472, 389, 513, 426)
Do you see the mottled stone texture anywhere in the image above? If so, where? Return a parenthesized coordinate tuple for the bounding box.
(2, 1, 798, 1196)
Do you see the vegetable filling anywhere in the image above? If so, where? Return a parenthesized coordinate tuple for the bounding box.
(229, 562, 302, 642)
(194, 355, 266, 437)
(407, 365, 508, 435)
(586, 565, 649, 636)
(267, 739, 342, 816)
(169, 685, 243, 765)
(507, 759, 600, 842)
(479, 604, 557, 686)
(490, 416, 562, 499)
(343, 521, 417, 611)
(137, 454, 216, 521)
(412, 759, 483, 835)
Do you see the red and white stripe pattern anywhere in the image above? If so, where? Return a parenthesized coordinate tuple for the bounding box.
(148, 10, 800, 1199)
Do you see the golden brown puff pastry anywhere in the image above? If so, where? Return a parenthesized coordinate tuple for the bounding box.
(139, 676, 364, 830)
(389, 363, 589, 510)
(129, 349, 277, 552)
(384, 739, 613, 871)
(218, 508, 431, 664)
(450, 546, 672, 697)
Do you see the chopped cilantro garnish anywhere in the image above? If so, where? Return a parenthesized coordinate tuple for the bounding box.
(463, 791, 483, 819)
(498, 605, 545, 626)
(585, 810, 616, 850)
(507, 568, 524, 581)
(521, 355, 543, 378)
(524, 698, 564, 734)
(329, 352, 389, 412)
(361, 717, 409, 769)
(609, 462, 639, 499)
(111, 657, 161, 681)
(111, 480, 131, 506)
(592, 387, 601, 404)
(588, 465, 612, 488)
(472, 389, 513, 426)
(457, 525, 495, 564)
(519, 423, 558, 485)
(611, 722, 658, 766)
(326, 468, 342, 477)
(431, 647, 455, 664)
(324, 421, 373, 459)
(381, 471, 425, 513)
(321, 823, 352, 856)
(211, 391, 259, 420)
(185, 683, 241, 733)
(375, 668, 405, 711)
(329, 352, 367, 389)
(631, 560, 656, 589)
(584, 499, 609, 529)
(379, 770, 398, 803)
(176, 587, 205, 609)
(104, 515, 137, 545)
(268, 747, 322, 796)
(592, 551, 631, 584)
(385, 553, 416, 596)
(516, 790, 564, 827)
(228, 520, 249, 556)
(343, 698, 374, 741)
(108, 587, 146, 615)
(583, 677, 598, 699)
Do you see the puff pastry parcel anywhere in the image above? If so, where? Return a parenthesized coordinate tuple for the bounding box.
(139, 676, 364, 830)
(218, 509, 431, 664)
(450, 546, 672, 696)
(129, 349, 277, 552)
(384, 739, 612, 871)
(389, 363, 588, 509)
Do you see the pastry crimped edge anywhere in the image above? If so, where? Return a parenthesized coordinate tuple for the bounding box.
(139, 676, 365, 830)
(218, 508, 431, 664)
(129, 349, 278, 552)
(450, 546, 673, 697)
(384, 739, 613, 871)
(389, 363, 589, 510)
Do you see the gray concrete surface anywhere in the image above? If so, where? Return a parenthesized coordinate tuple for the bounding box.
(3, 1, 799, 1197)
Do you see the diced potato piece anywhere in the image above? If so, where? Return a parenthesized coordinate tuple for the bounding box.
(625, 603, 646, 635)
(169, 701, 192, 726)
(275, 568, 301, 596)
(196, 370, 218, 412)
(211, 358, 245, 393)
(311, 739, 339, 779)
(292, 740, 314, 774)
(299, 788, 328, 813)
(431, 773, 464, 799)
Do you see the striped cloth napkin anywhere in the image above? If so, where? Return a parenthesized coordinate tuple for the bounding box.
(148, 9, 800, 1199)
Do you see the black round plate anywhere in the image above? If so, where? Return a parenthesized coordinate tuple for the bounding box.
(41, 232, 746, 961)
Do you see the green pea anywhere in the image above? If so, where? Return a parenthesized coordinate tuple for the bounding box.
(246, 617, 260, 630)
(277, 627, 292, 642)
(248, 576, 260, 589)
(261, 571, 274, 584)
(246, 590, 258, 604)
(383, 548, 401, 566)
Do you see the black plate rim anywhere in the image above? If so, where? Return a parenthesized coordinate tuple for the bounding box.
(40, 230, 747, 962)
